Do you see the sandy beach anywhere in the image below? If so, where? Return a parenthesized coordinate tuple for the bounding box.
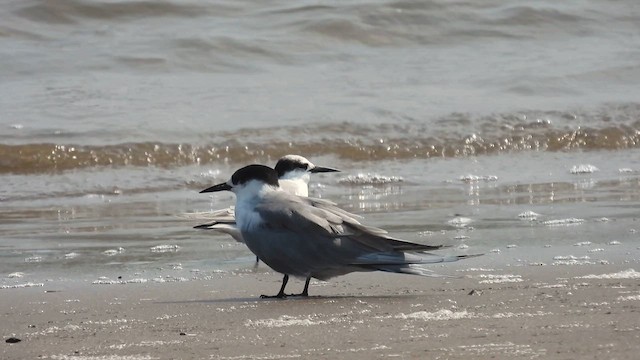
(3, 256, 640, 360)
(3, 0, 640, 359)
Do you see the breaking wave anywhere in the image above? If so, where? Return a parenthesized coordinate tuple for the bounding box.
(3, 113, 639, 174)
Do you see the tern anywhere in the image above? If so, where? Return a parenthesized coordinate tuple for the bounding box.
(194, 155, 340, 243)
(200, 164, 478, 298)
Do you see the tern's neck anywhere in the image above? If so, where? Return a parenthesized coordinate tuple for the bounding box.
(279, 178, 309, 197)
(278, 170, 310, 197)
(234, 180, 280, 230)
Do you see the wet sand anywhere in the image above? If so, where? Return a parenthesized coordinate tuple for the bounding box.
(3, 259, 640, 360)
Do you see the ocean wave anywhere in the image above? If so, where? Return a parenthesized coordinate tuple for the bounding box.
(2, 117, 639, 174)
(13, 0, 213, 24)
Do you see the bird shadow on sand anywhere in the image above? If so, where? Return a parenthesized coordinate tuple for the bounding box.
(158, 293, 424, 305)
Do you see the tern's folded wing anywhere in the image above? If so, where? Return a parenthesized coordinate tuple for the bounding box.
(255, 192, 444, 252)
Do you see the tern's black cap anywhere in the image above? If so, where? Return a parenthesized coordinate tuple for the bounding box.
(274, 155, 339, 177)
(231, 164, 279, 187)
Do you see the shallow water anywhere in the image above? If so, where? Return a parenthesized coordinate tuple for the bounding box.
(1, 0, 640, 284)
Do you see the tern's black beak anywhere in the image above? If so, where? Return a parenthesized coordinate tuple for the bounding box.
(309, 166, 340, 173)
(199, 182, 232, 193)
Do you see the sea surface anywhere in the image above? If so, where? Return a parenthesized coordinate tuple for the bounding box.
(1, 0, 640, 286)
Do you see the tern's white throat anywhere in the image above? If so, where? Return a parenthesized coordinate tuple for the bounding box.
(233, 179, 280, 231)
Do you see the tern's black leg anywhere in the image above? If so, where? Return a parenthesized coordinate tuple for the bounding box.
(300, 276, 310, 297)
(260, 274, 289, 299)
(290, 276, 311, 297)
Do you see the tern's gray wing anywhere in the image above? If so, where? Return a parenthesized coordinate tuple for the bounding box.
(244, 192, 473, 280)
(303, 196, 445, 251)
(254, 192, 443, 254)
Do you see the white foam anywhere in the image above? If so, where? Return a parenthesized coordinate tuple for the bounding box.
(570, 164, 599, 174)
(573, 241, 591, 247)
(92, 278, 148, 285)
(588, 248, 604, 253)
(458, 244, 470, 249)
(608, 241, 621, 245)
(396, 309, 475, 321)
(617, 295, 640, 301)
(447, 217, 473, 227)
(542, 218, 585, 226)
(49, 355, 157, 360)
(518, 211, 540, 219)
(151, 276, 188, 283)
(491, 311, 551, 319)
(24, 256, 43, 263)
(577, 269, 640, 279)
(0, 282, 44, 289)
(456, 342, 545, 357)
(478, 274, 523, 284)
(553, 255, 594, 266)
(245, 315, 324, 328)
(338, 173, 403, 185)
(64, 252, 80, 259)
(150, 244, 180, 253)
(7, 272, 24, 278)
(103, 247, 125, 256)
(554, 255, 590, 261)
(458, 174, 498, 183)
(43, 324, 83, 334)
(458, 268, 496, 272)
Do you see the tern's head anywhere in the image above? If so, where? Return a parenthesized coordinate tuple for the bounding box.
(200, 164, 279, 194)
(274, 155, 340, 181)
